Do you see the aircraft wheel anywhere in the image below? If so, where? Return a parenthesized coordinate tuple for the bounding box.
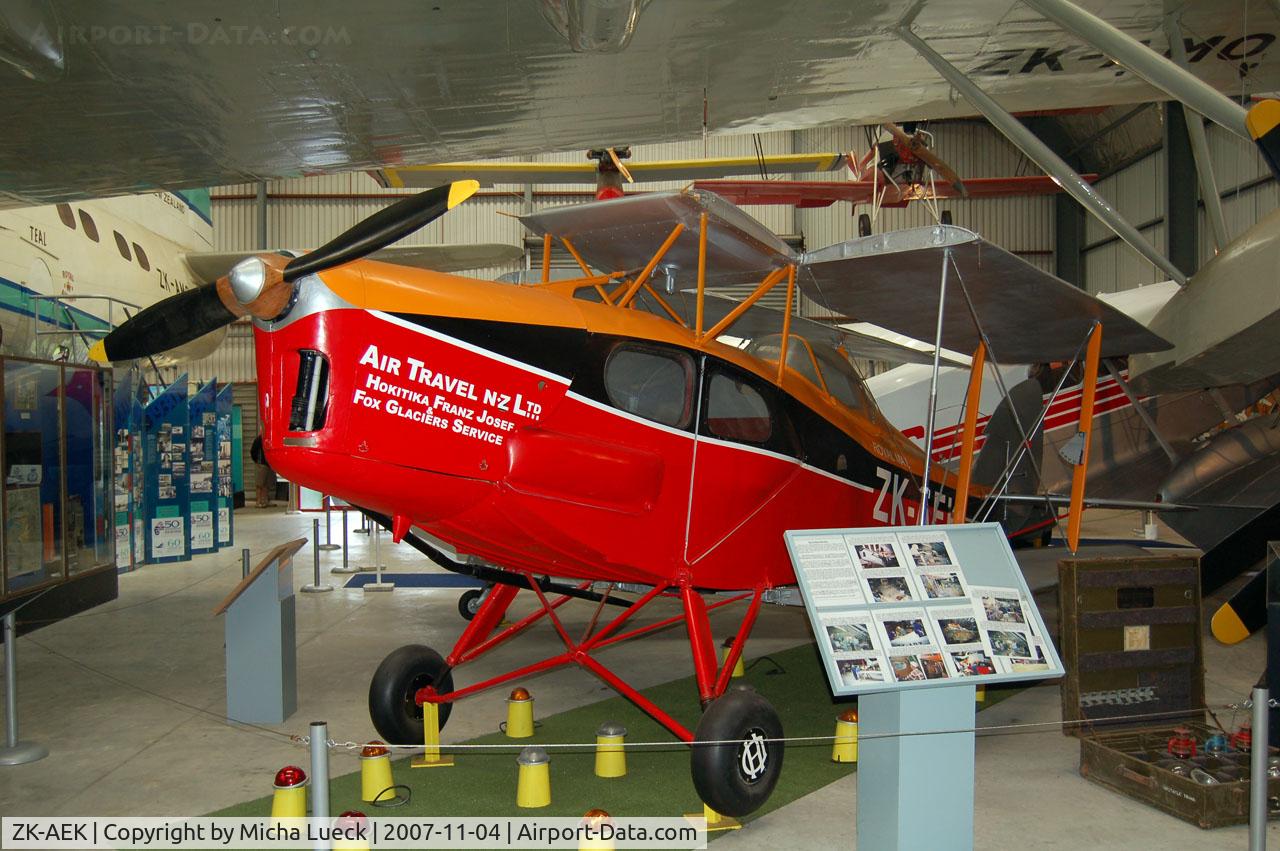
(690, 686, 784, 817)
(369, 645, 454, 744)
(940, 209, 953, 225)
(458, 588, 484, 620)
(858, 213, 872, 238)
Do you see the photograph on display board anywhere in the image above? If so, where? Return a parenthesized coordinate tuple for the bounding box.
(999, 639, 1051, 673)
(875, 608, 935, 650)
(825, 620, 877, 654)
(836, 656, 887, 685)
(866, 575, 916, 603)
(919, 652, 949, 680)
(935, 614, 982, 646)
(897, 531, 958, 569)
(849, 539, 901, 569)
(949, 650, 998, 677)
(972, 585, 1028, 625)
(917, 571, 967, 598)
(987, 628, 1034, 659)
(891, 655, 929, 682)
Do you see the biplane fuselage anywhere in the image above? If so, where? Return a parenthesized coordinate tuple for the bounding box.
(256, 259, 954, 590)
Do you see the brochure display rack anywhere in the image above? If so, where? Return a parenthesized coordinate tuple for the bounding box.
(187, 380, 218, 556)
(785, 522, 1064, 850)
(142, 375, 190, 564)
(215, 384, 234, 548)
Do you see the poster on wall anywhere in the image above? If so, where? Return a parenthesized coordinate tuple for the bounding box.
(187, 380, 219, 556)
(143, 375, 191, 564)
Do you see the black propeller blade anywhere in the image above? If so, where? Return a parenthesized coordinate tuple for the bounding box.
(90, 179, 480, 363)
(283, 180, 479, 281)
(89, 283, 234, 363)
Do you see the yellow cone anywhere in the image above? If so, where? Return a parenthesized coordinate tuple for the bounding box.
(976, 684, 986, 704)
(684, 802, 741, 832)
(832, 709, 859, 763)
(516, 746, 551, 808)
(332, 811, 370, 851)
(360, 741, 396, 803)
(594, 722, 627, 778)
(506, 686, 535, 739)
(412, 700, 454, 768)
(721, 639, 745, 678)
(579, 809, 615, 851)
(270, 765, 308, 818)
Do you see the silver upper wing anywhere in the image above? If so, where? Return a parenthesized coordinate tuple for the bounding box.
(799, 225, 1172, 362)
(0, 1, 1275, 205)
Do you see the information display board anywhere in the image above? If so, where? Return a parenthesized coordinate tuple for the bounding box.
(143, 375, 190, 564)
(784, 522, 1063, 695)
(215, 384, 234, 548)
(187, 380, 218, 555)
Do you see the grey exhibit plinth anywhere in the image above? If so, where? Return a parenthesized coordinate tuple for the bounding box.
(214, 538, 306, 724)
(1, 611, 47, 766)
(857, 685, 976, 848)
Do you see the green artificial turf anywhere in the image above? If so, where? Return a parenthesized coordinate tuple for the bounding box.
(215, 642, 1015, 828)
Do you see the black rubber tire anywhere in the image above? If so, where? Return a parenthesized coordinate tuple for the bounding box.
(690, 686, 785, 817)
(458, 588, 484, 620)
(369, 645, 454, 745)
(940, 209, 953, 225)
(858, 213, 872, 238)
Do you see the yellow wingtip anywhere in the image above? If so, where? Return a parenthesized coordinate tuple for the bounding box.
(87, 340, 107, 364)
(1210, 603, 1251, 646)
(447, 179, 480, 210)
(1246, 99, 1280, 141)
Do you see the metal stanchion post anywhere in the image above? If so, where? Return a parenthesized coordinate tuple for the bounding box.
(363, 524, 394, 592)
(0, 611, 48, 765)
(310, 720, 330, 834)
(355, 511, 369, 535)
(1251, 686, 1268, 851)
(331, 508, 360, 575)
(318, 499, 339, 551)
(301, 519, 334, 593)
(241, 547, 251, 579)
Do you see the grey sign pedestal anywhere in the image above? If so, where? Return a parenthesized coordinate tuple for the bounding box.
(214, 538, 306, 724)
(857, 685, 976, 847)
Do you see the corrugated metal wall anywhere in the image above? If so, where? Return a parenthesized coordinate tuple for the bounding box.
(1082, 122, 1278, 294)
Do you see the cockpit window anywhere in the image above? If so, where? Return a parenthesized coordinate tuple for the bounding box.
(812, 345, 873, 413)
(745, 334, 823, 389)
(604, 344, 694, 429)
(706, 370, 772, 444)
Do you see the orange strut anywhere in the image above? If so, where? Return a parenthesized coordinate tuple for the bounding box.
(952, 342, 986, 523)
(1066, 324, 1102, 552)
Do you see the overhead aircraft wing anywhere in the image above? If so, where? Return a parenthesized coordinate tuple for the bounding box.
(798, 225, 1173, 362)
(1, 2, 1275, 206)
(183, 243, 523, 281)
(376, 154, 846, 189)
(692, 176, 1091, 208)
(519, 190, 794, 289)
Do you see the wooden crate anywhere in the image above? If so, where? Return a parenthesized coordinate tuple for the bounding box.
(1059, 555, 1272, 829)
(1059, 555, 1203, 732)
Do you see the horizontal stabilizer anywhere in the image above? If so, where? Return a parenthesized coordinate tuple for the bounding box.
(1247, 99, 1280, 182)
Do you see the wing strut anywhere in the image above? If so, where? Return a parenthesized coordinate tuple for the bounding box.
(1023, 0, 1250, 142)
(918, 247, 951, 525)
(1065, 323, 1103, 552)
(896, 7, 1187, 286)
(1167, 17, 1230, 252)
(953, 342, 986, 523)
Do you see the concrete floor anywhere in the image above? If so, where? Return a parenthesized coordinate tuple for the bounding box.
(0, 506, 1274, 849)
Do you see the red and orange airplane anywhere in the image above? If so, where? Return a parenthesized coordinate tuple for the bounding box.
(90, 180, 1167, 815)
